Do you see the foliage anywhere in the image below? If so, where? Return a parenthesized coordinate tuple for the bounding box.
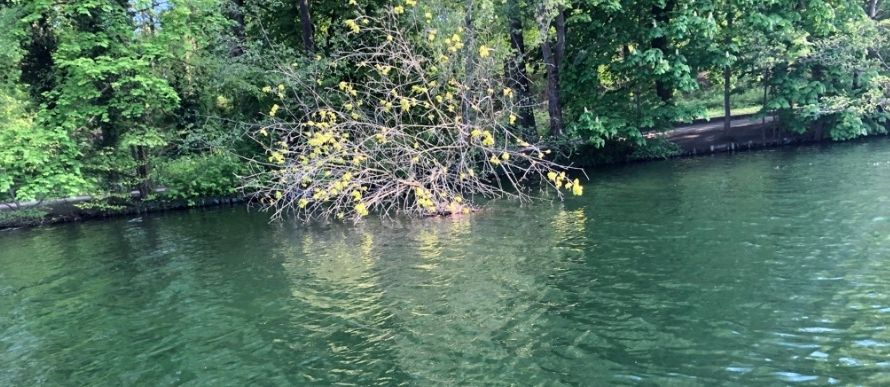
(569, 108, 644, 148)
(678, 84, 764, 120)
(0, 207, 49, 227)
(0, 6, 85, 201)
(155, 152, 247, 200)
(799, 19, 890, 140)
(1, 0, 889, 221)
(0, 87, 87, 201)
(559, 0, 889, 146)
(629, 136, 682, 161)
(1, 0, 252, 202)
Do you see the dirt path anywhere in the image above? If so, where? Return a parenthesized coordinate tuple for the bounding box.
(657, 115, 805, 155)
(669, 115, 774, 135)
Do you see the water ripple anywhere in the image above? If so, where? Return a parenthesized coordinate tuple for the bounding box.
(4, 141, 890, 385)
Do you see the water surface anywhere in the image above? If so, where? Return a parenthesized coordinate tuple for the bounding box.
(3, 140, 890, 385)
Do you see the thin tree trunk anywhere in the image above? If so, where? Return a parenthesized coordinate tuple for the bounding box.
(723, 67, 731, 134)
(135, 146, 151, 199)
(298, 0, 315, 53)
(723, 6, 734, 135)
(541, 7, 565, 137)
(635, 85, 642, 128)
(555, 8, 566, 69)
(652, 0, 676, 104)
(137, 5, 156, 199)
(541, 46, 560, 137)
(761, 69, 769, 142)
(868, 0, 880, 19)
(229, 0, 246, 57)
(505, 0, 537, 136)
(623, 45, 644, 129)
(461, 0, 477, 125)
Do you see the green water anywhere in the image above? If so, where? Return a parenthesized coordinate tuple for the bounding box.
(3, 141, 890, 386)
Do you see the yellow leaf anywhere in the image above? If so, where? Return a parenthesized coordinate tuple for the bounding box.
(547, 171, 558, 181)
(478, 45, 491, 58)
(572, 179, 584, 196)
(355, 202, 370, 217)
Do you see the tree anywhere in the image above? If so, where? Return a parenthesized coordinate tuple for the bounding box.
(2, 0, 887, 215)
(299, 0, 315, 52)
(652, 0, 677, 105)
(722, 3, 734, 134)
(867, 0, 882, 19)
(0, 6, 87, 201)
(538, 1, 567, 137)
(504, 0, 537, 136)
(245, 2, 583, 221)
(801, 14, 890, 140)
(228, 0, 247, 57)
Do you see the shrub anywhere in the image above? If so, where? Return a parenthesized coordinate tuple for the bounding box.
(630, 137, 682, 161)
(155, 152, 246, 200)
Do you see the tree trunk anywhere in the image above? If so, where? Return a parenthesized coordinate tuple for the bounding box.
(555, 8, 566, 69)
(762, 73, 768, 143)
(229, 0, 246, 57)
(505, 0, 537, 137)
(20, 14, 57, 106)
(459, 0, 477, 125)
(542, 7, 566, 137)
(723, 6, 734, 135)
(723, 66, 731, 134)
(135, 146, 152, 200)
(761, 69, 770, 124)
(652, 0, 676, 104)
(298, 0, 315, 53)
(867, 0, 880, 19)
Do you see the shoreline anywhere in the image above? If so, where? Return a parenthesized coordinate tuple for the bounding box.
(0, 195, 247, 231)
(1, 117, 876, 230)
(661, 116, 828, 156)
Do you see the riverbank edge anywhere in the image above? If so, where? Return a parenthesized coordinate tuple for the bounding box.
(656, 116, 890, 158)
(1, 121, 883, 230)
(0, 195, 248, 230)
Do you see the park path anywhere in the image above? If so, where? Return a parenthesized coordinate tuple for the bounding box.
(657, 115, 787, 155)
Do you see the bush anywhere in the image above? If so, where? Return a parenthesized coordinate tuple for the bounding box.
(155, 152, 246, 200)
(629, 137, 681, 161)
(0, 208, 49, 227)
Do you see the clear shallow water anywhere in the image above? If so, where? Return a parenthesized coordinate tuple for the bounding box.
(3, 141, 890, 385)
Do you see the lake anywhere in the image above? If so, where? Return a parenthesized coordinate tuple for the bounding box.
(3, 140, 890, 385)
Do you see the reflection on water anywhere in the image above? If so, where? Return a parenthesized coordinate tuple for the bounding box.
(3, 139, 890, 385)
